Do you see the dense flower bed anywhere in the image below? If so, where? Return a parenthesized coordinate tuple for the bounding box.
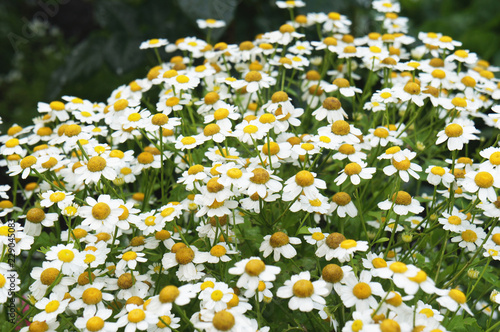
(1, 0, 500, 331)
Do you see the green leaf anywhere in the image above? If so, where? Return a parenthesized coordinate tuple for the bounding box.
(375, 237, 389, 243)
(296, 225, 311, 235)
(447, 314, 484, 332)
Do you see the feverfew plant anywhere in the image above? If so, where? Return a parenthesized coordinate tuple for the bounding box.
(1, 1, 500, 331)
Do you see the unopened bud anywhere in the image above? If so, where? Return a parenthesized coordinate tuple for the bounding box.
(402, 233, 413, 243)
(467, 268, 479, 279)
(113, 176, 125, 186)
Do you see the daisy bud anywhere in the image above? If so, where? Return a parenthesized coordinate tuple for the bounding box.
(467, 268, 479, 279)
(113, 177, 125, 186)
(402, 233, 413, 243)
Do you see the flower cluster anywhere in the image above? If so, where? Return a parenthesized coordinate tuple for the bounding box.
(1, 1, 500, 331)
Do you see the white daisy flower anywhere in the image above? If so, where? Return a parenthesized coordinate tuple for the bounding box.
(40, 190, 74, 209)
(282, 170, 326, 201)
(436, 119, 480, 151)
(436, 288, 473, 315)
(259, 231, 301, 261)
(451, 224, 487, 251)
(382, 149, 422, 183)
(378, 190, 424, 216)
(228, 257, 281, 297)
(337, 270, 386, 311)
(335, 161, 376, 186)
(277, 271, 329, 312)
(425, 165, 455, 187)
(329, 192, 358, 218)
(140, 38, 168, 49)
(33, 292, 71, 322)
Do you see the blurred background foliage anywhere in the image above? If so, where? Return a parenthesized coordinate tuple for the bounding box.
(1, 0, 500, 132)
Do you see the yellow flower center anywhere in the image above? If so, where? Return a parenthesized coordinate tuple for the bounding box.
(448, 216, 462, 225)
(451, 97, 467, 108)
(156, 315, 172, 328)
(159, 285, 180, 303)
(389, 262, 408, 273)
(86, 317, 105, 332)
(212, 310, 235, 331)
(176, 75, 190, 84)
(380, 319, 400, 332)
(113, 99, 129, 112)
(374, 127, 389, 138)
(214, 108, 230, 120)
(20, 156, 37, 169)
(309, 198, 322, 207)
(58, 249, 75, 263)
(210, 245, 227, 257)
(65, 124, 83, 137)
(372, 258, 387, 268)
(204, 123, 221, 136)
(449, 289, 466, 304)
(82, 287, 102, 305)
(262, 141, 279, 155)
(431, 69, 446, 79)
(181, 136, 196, 145)
(386, 291, 403, 307)
(431, 166, 445, 176)
(92, 202, 111, 220)
(391, 191, 412, 205)
(404, 82, 420, 94)
(344, 162, 362, 176)
(337, 145, 354, 156)
(5, 138, 20, 148)
(41, 157, 58, 169)
(295, 170, 315, 187)
(340, 239, 357, 249)
(50, 101, 65, 110)
(332, 192, 352, 206)
(352, 282, 371, 299)
(151, 113, 169, 126)
(161, 207, 175, 217)
(269, 231, 290, 247)
(492, 233, 500, 245)
(211, 290, 224, 301)
(45, 300, 60, 313)
(245, 259, 265, 276)
(128, 308, 146, 323)
(392, 157, 411, 171)
(461, 230, 478, 242)
(292, 279, 314, 298)
(122, 251, 138, 261)
(87, 156, 107, 172)
(49, 192, 66, 203)
(207, 177, 224, 193)
(137, 151, 154, 164)
(26, 208, 45, 223)
(351, 320, 363, 332)
(175, 247, 195, 264)
(245, 71, 262, 82)
(144, 215, 156, 226)
(419, 308, 434, 317)
(474, 171, 494, 188)
(331, 120, 350, 136)
(309, 232, 324, 243)
(227, 168, 242, 179)
(200, 281, 215, 291)
(332, 78, 350, 89)
(444, 123, 463, 137)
